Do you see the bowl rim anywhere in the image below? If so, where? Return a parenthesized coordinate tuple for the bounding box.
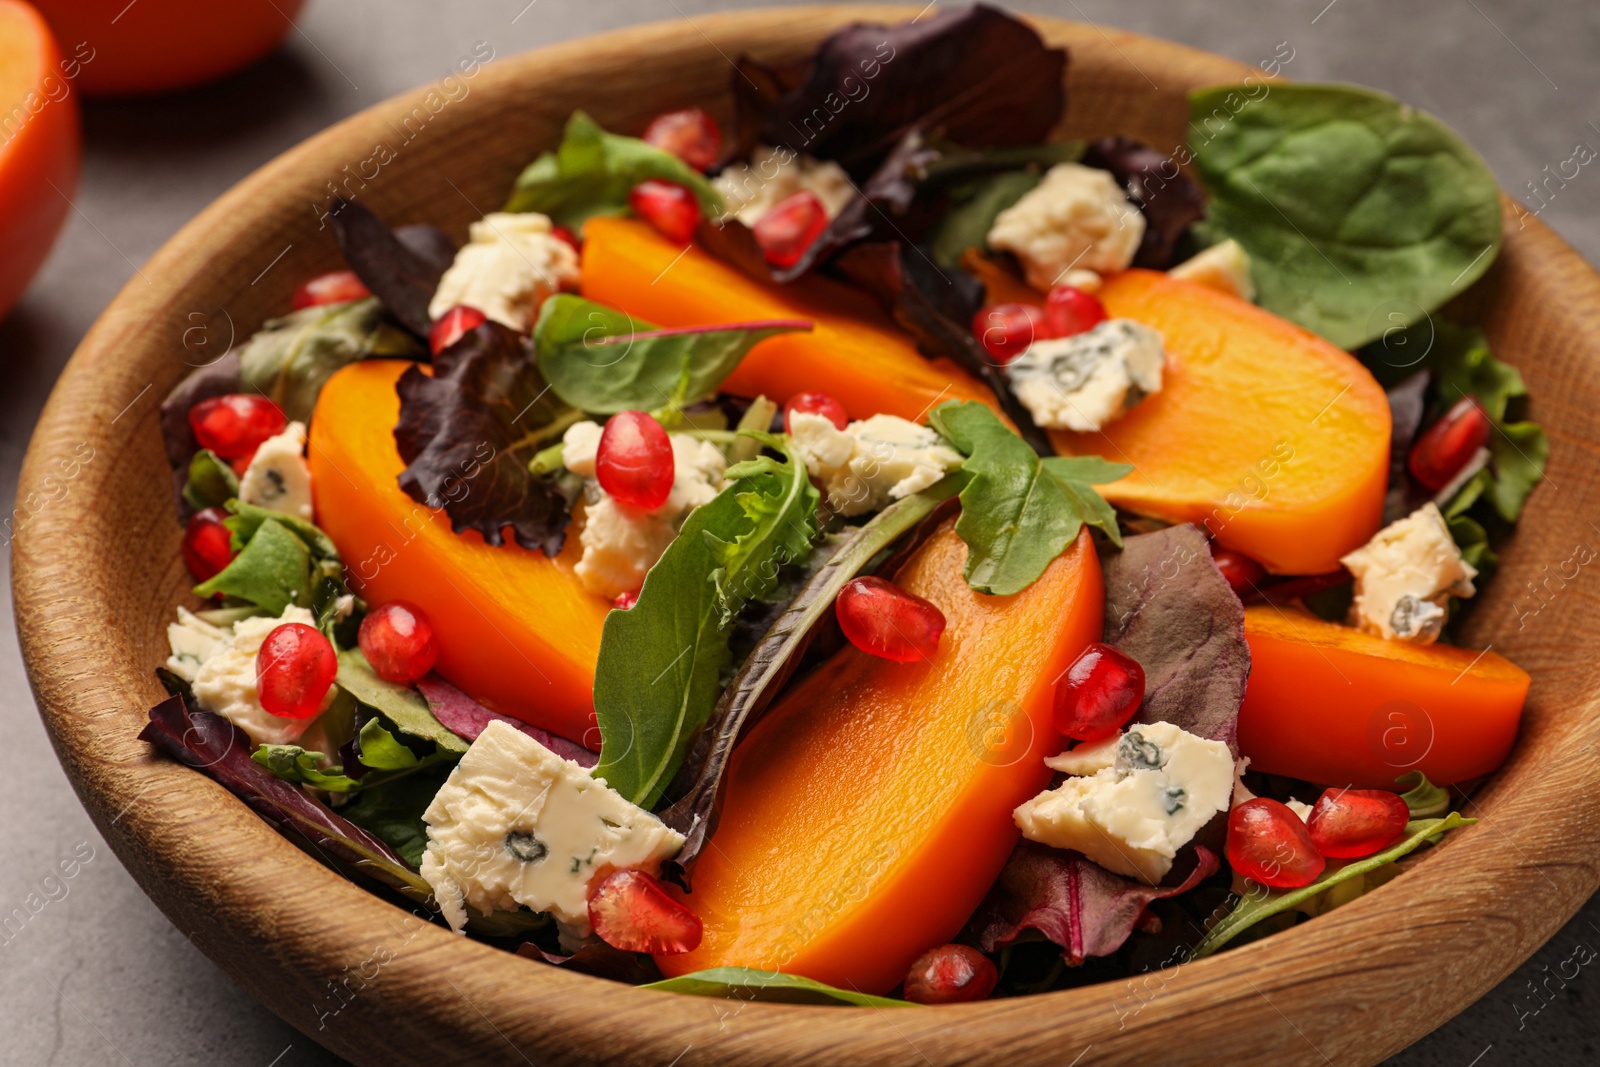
(15, 6, 1600, 1065)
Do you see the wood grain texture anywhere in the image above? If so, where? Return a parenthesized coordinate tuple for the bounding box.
(12, 7, 1600, 1065)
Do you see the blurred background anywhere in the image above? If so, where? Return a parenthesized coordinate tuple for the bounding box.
(1, 1, 1595, 1063)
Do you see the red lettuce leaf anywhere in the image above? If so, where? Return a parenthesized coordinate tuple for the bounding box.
(516, 941, 661, 984)
(1080, 137, 1206, 269)
(329, 198, 452, 338)
(1383, 369, 1431, 523)
(393, 320, 579, 554)
(969, 841, 1219, 962)
(1101, 525, 1250, 752)
(414, 674, 597, 767)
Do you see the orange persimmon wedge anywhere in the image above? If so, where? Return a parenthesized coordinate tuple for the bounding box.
(0, 0, 79, 321)
(579, 216, 994, 422)
(656, 526, 1103, 993)
(307, 359, 607, 743)
(1238, 605, 1530, 788)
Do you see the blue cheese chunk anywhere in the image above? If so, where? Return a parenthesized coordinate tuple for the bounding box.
(1005, 319, 1166, 432)
(789, 412, 963, 517)
(1339, 502, 1477, 643)
(427, 212, 578, 332)
(420, 720, 685, 935)
(165, 607, 233, 683)
(986, 162, 1145, 290)
(712, 145, 856, 227)
(1015, 721, 1234, 885)
(238, 421, 313, 521)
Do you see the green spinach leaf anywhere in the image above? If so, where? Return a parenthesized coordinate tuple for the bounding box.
(505, 111, 723, 228)
(239, 297, 421, 423)
(1188, 83, 1502, 349)
(642, 967, 912, 1007)
(339, 764, 455, 867)
(182, 449, 239, 511)
(193, 517, 313, 614)
(336, 649, 469, 755)
(927, 170, 1042, 269)
(929, 401, 1127, 595)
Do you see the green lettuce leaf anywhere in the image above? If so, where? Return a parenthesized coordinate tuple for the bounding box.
(929, 401, 1127, 595)
(181, 449, 239, 511)
(642, 967, 912, 1007)
(252, 745, 367, 792)
(505, 111, 723, 228)
(336, 649, 469, 755)
(193, 517, 313, 614)
(532, 295, 810, 416)
(239, 296, 421, 423)
(1188, 83, 1502, 349)
(593, 432, 819, 807)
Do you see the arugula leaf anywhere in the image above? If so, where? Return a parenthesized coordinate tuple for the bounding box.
(1188, 84, 1502, 349)
(239, 297, 421, 423)
(593, 433, 819, 808)
(1193, 813, 1473, 958)
(394, 321, 582, 555)
(642, 967, 911, 1007)
(193, 517, 312, 614)
(505, 111, 722, 228)
(532, 295, 810, 415)
(929, 401, 1127, 595)
(328, 198, 453, 338)
(336, 649, 469, 755)
(181, 449, 238, 511)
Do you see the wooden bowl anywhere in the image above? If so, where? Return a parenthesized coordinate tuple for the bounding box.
(14, 7, 1599, 1064)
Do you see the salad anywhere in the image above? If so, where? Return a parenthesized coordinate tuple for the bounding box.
(142, 6, 1539, 1007)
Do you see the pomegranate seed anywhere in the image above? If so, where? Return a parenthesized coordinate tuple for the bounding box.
(903, 944, 998, 1005)
(783, 390, 849, 433)
(753, 191, 830, 270)
(587, 869, 703, 954)
(256, 623, 338, 720)
(1409, 396, 1491, 491)
(182, 506, 236, 582)
(612, 590, 639, 610)
(551, 225, 582, 253)
(1210, 547, 1266, 596)
(642, 107, 723, 172)
(291, 269, 370, 310)
(629, 180, 702, 244)
(358, 601, 439, 684)
(1306, 788, 1410, 859)
(429, 305, 487, 354)
(596, 410, 675, 510)
(1053, 642, 1145, 741)
(189, 394, 287, 460)
(835, 576, 945, 663)
(972, 303, 1045, 364)
(1227, 798, 1326, 889)
(1043, 285, 1108, 338)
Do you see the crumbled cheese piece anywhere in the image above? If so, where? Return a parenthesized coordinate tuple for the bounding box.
(1006, 319, 1165, 432)
(1015, 722, 1234, 885)
(713, 145, 855, 227)
(1340, 502, 1477, 643)
(789, 412, 963, 518)
(987, 163, 1145, 290)
(189, 606, 329, 747)
(1285, 798, 1314, 822)
(165, 607, 233, 683)
(420, 720, 684, 936)
(427, 212, 579, 332)
(1169, 239, 1255, 301)
(562, 421, 727, 599)
(238, 421, 313, 521)
(1044, 733, 1120, 777)
(1060, 268, 1104, 294)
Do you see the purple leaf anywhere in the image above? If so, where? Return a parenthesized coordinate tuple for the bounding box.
(414, 674, 597, 767)
(969, 841, 1219, 962)
(1080, 137, 1206, 269)
(1383, 369, 1431, 523)
(329, 198, 451, 338)
(1101, 525, 1251, 752)
(515, 941, 661, 984)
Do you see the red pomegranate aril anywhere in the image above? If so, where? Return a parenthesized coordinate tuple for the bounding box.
(188, 394, 288, 460)
(835, 576, 945, 663)
(182, 506, 235, 582)
(1043, 285, 1108, 338)
(587, 869, 703, 954)
(612, 589, 639, 611)
(1306, 788, 1410, 859)
(429, 304, 487, 355)
(1409, 396, 1492, 491)
(903, 944, 998, 1005)
(1053, 642, 1145, 741)
(1227, 798, 1326, 889)
(629, 179, 702, 244)
(783, 390, 848, 432)
(256, 623, 338, 720)
(291, 269, 370, 310)
(551, 225, 582, 253)
(1210, 547, 1267, 597)
(597, 410, 675, 510)
(972, 302, 1045, 363)
(752, 190, 829, 270)
(641, 107, 722, 172)
(358, 601, 439, 684)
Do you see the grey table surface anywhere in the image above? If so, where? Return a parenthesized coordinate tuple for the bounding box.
(2, 0, 1597, 1063)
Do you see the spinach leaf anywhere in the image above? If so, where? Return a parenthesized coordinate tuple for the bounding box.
(181, 449, 238, 511)
(929, 401, 1127, 595)
(532, 295, 810, 415)
(642, 967, 911, 1007)
(593, 433, 819, 808)
(239, 297, 421, 423)
(1187, 84, 1502, 349)
(339, 764, 455, 868)
(1193, 813, 1473, 958)
(328, 198, 452, 338)
(505, 111, 722, 228)
(336, 649, 469, 755)
(193, 517, 313, 614)
(927, 169, 1042, 269)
